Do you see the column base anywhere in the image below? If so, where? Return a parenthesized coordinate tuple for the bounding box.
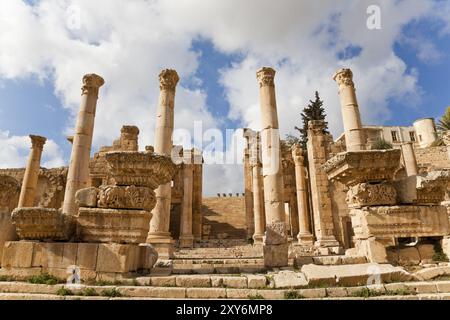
(252, 233, 264, 244)
(315, 236, 342, 255)
(146, 233, 174, 260)
(297, 232, 314, 246)
(179, 235, 194, 248)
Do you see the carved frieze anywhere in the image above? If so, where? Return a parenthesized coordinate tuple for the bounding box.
(346, 182, 397, 208)
(98, 185, 156, 211)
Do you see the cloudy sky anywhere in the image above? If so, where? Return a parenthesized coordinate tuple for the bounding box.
(0, 0, 449, 195)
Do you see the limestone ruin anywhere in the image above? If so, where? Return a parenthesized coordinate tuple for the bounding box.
(1, 67, 450, 300)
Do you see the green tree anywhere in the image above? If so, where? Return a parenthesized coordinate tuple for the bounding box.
(437, 107, 450, 132)
(294, 91, 329, 149)
(371, 138, 393, 150)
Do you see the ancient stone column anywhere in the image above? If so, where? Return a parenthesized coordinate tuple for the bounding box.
(251, 161, 265, 243)
(401, 142, 418, 177)
(147, 69, 179, 256)
(18, 135, 46, 208)
(118, 125, 139, 151)
(307, 120, 340, 251)
(333, 68, 366, 151)
(292, 144, 314, 245)
(256, 67, 288, 267)
(62, 74, 104, 216)
(243, 128, 257, 239)
(192, 149, 203, 241)
(179, 150, 194, 248)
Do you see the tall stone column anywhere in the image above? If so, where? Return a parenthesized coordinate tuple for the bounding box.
(179, 150, 194, 248)
(243, 128, 257, 239)
(292, 144, 314, 245)
(333, 68, 366, 151)
(62, 74, 104, 216)
(401, 142, 418, 177)
(192, 149, 203, 241)
(18, 135, 47, 208)
(251, 161, 265, 243)
(256, 67, 288, 267)
(289, 195, 300, 239)
(147, 69, 179, 257)
(307, 120, 340, 251)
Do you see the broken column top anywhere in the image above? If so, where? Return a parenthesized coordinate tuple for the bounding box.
(159, 69, 179, 91)
(121, 125, 140, 136)
(333, 68, 354, 88)
(256, 67, 276, 87)
(29, 135, 47, 149)
(291, 144, 305, 164)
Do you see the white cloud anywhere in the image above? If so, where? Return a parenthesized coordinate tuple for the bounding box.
(0, 130, 65, 169)
(0, 0, 447, 195)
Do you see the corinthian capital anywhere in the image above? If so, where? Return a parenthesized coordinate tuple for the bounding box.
(333, 68, 355, 88)
(291, 143, 304, 166)
(256, 67, 276, 88)
(81, 74, 105, 96)
(29, 135, 47, 150)
(159, 69, 179, 91)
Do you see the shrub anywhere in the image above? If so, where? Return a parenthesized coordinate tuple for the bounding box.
(27, 273, 60, 285)
(101, 288, 123, 297)
(371, 138, 393, 150)
(284, 291, 304, 300)
(56, 287, 73, 296)
(248, 294, 265, 300)
(433, 242, 450, 262)
(81, 287, 98, 296)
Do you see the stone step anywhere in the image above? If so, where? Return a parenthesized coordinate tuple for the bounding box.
(0, 280, 450, 300)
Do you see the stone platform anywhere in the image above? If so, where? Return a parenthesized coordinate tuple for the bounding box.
(0, 241, 157, 282)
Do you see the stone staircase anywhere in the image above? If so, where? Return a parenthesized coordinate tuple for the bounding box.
(1, 277, 450, 300)
(201, 197, 247, 239)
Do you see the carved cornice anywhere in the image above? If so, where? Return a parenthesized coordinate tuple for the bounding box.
(30, 135, 46, 150)
(159, 69, 179, 91)
(256, 67, 276, 88)
(81, 74, 105, 96)
(333, 68, 355, 89)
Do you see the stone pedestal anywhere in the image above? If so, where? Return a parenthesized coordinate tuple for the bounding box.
(148, 69, 179, 253)
(18, 135, 46, 207)
(0, 241, 157, 282)
(292, 144, 314, 245)
(62, 74, 104, 217)
(256, 67, 288, 267)
(333, 68, 366, 151)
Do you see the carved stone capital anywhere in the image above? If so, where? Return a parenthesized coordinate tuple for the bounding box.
(98, 185, 156, 211)
(333, 68, 355, 89)
(29, 135, 46, 150)
(256, 67, 276, 88)
(159, 69, 179, 91)
(291, 143, 305, 166)
(81, 73, 105, 96)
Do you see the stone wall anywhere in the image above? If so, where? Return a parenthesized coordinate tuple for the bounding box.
(201, 197, 247, 240)
(415, 146, 450, 172)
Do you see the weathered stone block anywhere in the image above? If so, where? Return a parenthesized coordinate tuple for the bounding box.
(118, 286, 186, 298)
(76, 243, 99, 270)
(1, 241, 34, 268)
(150, 276, 176, 287)
(96, 244, 141, 273)
(175, 275, 211, 288)
(186, 288, 226, 299)
(223, 276, 247, 288)
(273, 271, 308, 289)
(246, 275, 267, 289)
(263, 243, 288, 267)
(75, 187, 98, 207)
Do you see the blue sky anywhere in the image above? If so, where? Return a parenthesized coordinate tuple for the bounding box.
(0, 0, 449, 194)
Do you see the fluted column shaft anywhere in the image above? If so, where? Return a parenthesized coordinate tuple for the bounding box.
(62, 74, 104, 216)
(401, 142, 418, 177)
(18, 135, 47, 207)
(148, 69, 179, 244)
(251, 162, 265, 243)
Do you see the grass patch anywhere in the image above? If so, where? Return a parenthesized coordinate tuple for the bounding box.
(284, 291, 304, 300)
(433, 243, 449, 262)
(385, 288, 416, 296)
(100, 288, 123, 298)
(248, 294, 265, 300)
(56, 287, 73, 296)
(0, 275, 15, 282)
(84, 280, 123, 286)
(351, 288, 384, 298)
(80, 287, 98, 296)
(27, 273, 60, 285)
